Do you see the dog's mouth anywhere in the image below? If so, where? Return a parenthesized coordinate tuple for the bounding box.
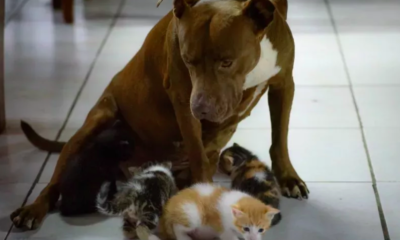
(191, 104, 234, 123)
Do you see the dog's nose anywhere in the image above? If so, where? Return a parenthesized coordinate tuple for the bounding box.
(191, 94, 212, 120)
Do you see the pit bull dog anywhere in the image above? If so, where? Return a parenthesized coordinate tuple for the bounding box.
(11, 0, 309, 230)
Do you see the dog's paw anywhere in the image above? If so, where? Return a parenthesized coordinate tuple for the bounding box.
(10, 203, 47, 230)
(278, 176, 309, 200)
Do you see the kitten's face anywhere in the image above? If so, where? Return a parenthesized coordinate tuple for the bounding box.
(232, 204, 279, 240)
(219, 143, 254, 175)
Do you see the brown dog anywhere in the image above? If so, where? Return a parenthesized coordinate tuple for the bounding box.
(10, 0, 308, 230)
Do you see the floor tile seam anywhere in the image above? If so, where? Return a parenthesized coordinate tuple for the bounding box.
(5, 0, 30, 26)
(323, 1, 390, 239)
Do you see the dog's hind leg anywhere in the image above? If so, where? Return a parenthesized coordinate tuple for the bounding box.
(10, 91, 119, 230)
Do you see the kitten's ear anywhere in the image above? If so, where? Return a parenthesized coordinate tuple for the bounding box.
(128, 167, 141, 175)
(242, 0, 275, 35)
(231, 205, 245, 218)
(233, 143, 240, 147)
(264, 206, 280, 221)
(162, 161, 173, 169)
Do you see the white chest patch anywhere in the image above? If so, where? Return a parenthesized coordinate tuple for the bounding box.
(238, 80, 268, 117)
(243, 37, 281, 90)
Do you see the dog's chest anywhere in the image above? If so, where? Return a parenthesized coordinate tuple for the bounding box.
(238, 37, 280, 116)
(243, 37, 281, 90)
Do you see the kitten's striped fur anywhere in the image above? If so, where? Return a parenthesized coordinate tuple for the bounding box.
(220, 143, 282, 226)
(96, 161, 177, 239)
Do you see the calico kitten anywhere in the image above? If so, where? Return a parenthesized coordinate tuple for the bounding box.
(220, 143, 282, 226)
(59, 120, 134, 216)
(151, 183, 279, 240)
(96, 161, 177, 239)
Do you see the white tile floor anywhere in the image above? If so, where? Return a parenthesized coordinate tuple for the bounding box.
(1, 0, 399, 239)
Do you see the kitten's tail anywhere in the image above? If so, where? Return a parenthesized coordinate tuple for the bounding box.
(96, 181, 120, 215)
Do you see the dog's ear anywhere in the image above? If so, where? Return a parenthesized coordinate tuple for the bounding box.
(173, 0, 189, 19)
(173, 0, 199, 19)
(242, 0, 275, 35)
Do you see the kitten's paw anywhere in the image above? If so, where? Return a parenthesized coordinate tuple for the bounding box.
(148, 235, 161, 240)
(279, 176, 309, 200)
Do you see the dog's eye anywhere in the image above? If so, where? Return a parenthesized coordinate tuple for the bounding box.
(221, 59, 233, 68)
(243, 227, 250, 232)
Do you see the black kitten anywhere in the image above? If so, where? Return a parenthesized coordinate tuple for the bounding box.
(59, 120, 134, 216)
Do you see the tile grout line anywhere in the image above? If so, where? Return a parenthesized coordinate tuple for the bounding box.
(4, 0, 31, 26)
(323, 1, 391, 240)
(4, 0, 126, 239)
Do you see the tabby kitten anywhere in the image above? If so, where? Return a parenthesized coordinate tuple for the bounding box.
(150, 183, 279, 240)
(96, 161, 177, 239)
(220, 143, 282, 226)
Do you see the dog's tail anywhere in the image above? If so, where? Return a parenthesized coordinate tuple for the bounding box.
(21, 121, 66, 153)
(96, 181, 121, 216)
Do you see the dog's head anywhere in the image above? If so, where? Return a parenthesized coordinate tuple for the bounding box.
(172, 0, 276, 122)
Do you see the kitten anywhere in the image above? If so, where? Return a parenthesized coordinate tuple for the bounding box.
(219, 143, 282, 226)
(96, 161, 177, 239)
(59, 120, 134, 216)
(151, 183, 279, 240)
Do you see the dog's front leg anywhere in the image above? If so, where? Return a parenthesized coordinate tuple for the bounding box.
(268, 74, 309, 199)
(170, 93, 212, 184)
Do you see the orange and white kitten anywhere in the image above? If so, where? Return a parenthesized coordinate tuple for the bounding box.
(149, 183, 279, 240)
